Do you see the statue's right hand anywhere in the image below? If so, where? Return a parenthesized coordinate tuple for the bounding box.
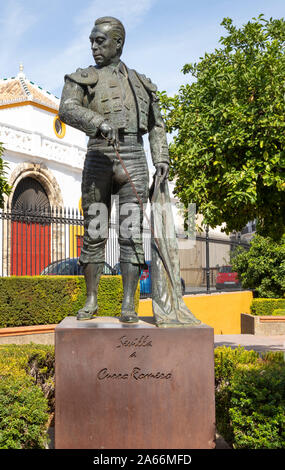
(99, 121, 119, 149)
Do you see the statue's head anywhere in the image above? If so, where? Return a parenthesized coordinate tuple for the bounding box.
(89, 17, 125, 67)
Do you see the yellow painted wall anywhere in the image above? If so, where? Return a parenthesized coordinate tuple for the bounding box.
(69, 225, 84, 258)
(138, 291, 253, 334)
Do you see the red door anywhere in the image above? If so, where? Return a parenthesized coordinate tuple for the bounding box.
(11, 220, 51, 275)
(76, 235, 83, 257)
(10, 177, 52, 276)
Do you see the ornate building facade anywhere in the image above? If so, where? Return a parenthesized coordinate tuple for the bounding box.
(0, 66, 86, 275)
(0, 65, 86, 211)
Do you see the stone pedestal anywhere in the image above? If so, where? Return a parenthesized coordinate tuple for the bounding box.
(55, 316, 215, 449)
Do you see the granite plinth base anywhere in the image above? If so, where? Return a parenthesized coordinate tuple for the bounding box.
(55, 316, 215, 449)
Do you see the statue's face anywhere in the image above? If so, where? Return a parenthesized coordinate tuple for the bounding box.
(89, 24, 122, 67)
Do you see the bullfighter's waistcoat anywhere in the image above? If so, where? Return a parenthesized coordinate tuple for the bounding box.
(66, 62, 157, 134)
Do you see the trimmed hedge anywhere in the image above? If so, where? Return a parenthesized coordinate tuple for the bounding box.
(0, 344, 54, 449)
(273, 309, 285, 316)
(0, 276, 139, 328)
(250, 298, 285, 316)
(215, 347, 285, 449)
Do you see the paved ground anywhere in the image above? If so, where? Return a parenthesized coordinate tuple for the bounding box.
(214, 334, 285, 352)
(185, 287, 245, 295)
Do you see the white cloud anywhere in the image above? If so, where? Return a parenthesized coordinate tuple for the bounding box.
(31, 0, 156, 95)
(123, 22, 222, 96)
(0, 1, 37, 38)
(75, 0, 156, 30)
(0, 1, 38, 75)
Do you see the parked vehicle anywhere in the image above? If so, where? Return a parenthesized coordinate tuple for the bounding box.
(113, 261, 186, 296)
(41, 258, 115, 276)
(215, 265, 240, 290)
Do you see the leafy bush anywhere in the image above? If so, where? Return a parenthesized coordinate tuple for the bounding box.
(231, 235, 285, 298)
(215, 346, 285, 448)
(215, 346, 260, 383)
(229, 365, 285, 448)
(250, 298, 285, 316)
(273, 309, 285, 316)
(0, 344, 54, 377)
(26, 349, 55, 411)
(0, 276, 139, 327)
(0, 344, 54, 449)
(0, 375, 49, 449)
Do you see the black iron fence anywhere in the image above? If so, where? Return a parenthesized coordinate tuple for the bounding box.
(180, 230, 250, 294)
(0, 206, 250, 296)
(0, 206, 125, 277)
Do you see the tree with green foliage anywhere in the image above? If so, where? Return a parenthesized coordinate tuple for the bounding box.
(159, 15, 285, 240)
(0, 142, 10, 207)
(231, 234, 285, 298)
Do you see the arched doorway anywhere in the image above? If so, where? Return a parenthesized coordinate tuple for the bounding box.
(11, 177, 51, 275)
(12, 177, 51, 212)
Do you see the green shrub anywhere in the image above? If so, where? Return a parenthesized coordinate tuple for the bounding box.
(0, 276, 139, 327)
(25, 348, 55, 411)
(0, 375, 49, 449)
(231, 235, 285, 298)
(215, 346, 285, 449)
(0, 343, 54, 377)
(215, 346, 260, 384)
(215, 346, 261, 442)
(229, 364, 285, 449)
(250, 298, 285, 316)
(272, 309, 285, 316)
(0, 344, 55, 404)
(0, 344, 54, 449)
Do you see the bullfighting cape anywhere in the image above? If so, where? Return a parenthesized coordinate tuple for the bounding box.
(150, 177, 201, 327)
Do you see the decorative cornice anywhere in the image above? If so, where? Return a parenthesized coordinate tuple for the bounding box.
(0, 122, 86, 170)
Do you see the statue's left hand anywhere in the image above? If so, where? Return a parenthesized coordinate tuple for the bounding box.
(155, 163, 169, 182)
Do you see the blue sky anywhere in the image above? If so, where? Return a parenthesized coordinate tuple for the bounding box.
(1, 0, 284, 99)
